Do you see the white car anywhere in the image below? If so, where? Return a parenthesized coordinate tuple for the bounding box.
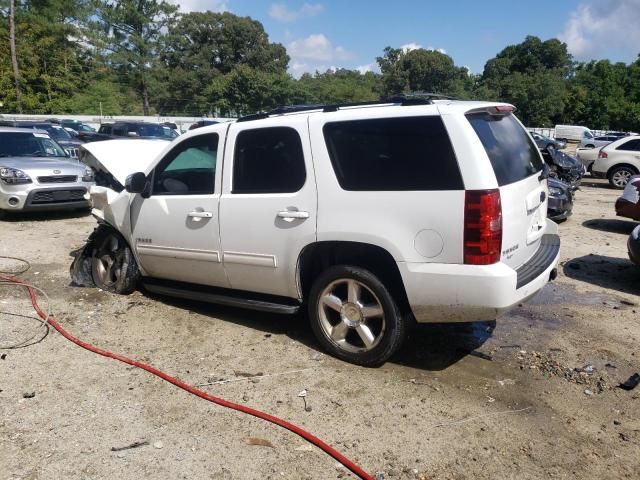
(74, 99, 560, 366)
(591, 136, 640, 188)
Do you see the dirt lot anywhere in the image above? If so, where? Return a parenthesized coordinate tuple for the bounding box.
(1, 179, 639, 480)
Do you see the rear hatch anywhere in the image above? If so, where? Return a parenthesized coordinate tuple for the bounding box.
(466, 108, 547, 270)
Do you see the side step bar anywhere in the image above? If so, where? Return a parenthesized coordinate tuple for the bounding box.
(142, 281, 301, 315)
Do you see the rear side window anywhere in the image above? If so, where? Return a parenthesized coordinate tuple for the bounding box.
(467, 113, 543, 186)
(323, 116, 463, 191)
(233, 127, 306, 194)
(616, 139, 640, 151)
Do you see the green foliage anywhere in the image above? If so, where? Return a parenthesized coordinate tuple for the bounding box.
(377, 47, 469, 97)
(2, 5, 640, 132)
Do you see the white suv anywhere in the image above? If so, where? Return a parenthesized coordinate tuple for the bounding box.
(591, 136, 640, 188)
(75, 99, 560, 366)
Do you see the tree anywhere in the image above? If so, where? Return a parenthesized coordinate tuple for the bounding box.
(479, 36, 572, 126)
(297, 69, 381, 104)
(8, 0, 22, 112)
(94, 0, 178, 115)
(156, 11, 289, 115)
(377, 47, 469, 98)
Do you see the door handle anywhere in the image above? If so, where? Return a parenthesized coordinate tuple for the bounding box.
(188, 211, 213, 218)
(277, 210, 309, 220)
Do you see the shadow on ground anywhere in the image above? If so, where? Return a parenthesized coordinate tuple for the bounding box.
(563, 254, 640, 295)
(142, 290, 493, 372)
(0, 209, 90, 223)
(579, 180, 612, 190)
(582, 218, 637, 235)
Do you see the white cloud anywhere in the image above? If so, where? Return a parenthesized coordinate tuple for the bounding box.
(400, 42, 422, 53)
(288, 33, 352, 62)
(356, 62, 380, 74)
(400, 43, 447, 55)
(172, 0, 229, 13)
(559, 0, 640, 60)
(269, 3, 324, 22)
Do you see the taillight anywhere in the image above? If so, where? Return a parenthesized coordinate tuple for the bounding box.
(599, 150, 608, 158)
(464, 189, 502, 265)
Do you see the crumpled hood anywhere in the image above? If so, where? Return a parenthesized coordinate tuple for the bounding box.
(79, 139, 170, 186)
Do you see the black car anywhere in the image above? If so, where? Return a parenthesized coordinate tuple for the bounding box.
(0, 120, 83, 157)
(77, 121, 170, 143)
(189, 120, 219, 130)
(547, 177, 574, 222)
(628, 225, 640, 265)
(543, 149, 584, 187)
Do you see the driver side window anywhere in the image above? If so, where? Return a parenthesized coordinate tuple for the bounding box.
(153, 133, 218, 195)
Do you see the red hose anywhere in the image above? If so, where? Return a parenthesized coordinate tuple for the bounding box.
(1, 273, 374, 480)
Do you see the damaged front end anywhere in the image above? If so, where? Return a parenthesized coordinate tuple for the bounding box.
(70, 139, 168, 288)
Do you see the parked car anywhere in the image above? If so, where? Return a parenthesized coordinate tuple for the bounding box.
(72, 100, 560, 366)
(555, 124, 594, 143)
(530, 132, 566, 153)
(579, 135, 617, 149)
(189, 120, 219, 130)
(614, 175, 640, 221)
(543, 149, 584, 186)
(607, 131, 632, 138)
(627, 224, 640, 265)
(547, 176, 574, 222)
(77, 121, 172, 143)
(0, 120, 83, 157)
(60, 119, 96, 133)
(591, 136, 640, 188)
(576, 147, 601, 172)
(0, 127, 94, 217)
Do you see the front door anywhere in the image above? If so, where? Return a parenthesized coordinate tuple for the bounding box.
(130, 131, 229, 287)
(219, 117, 317, 298)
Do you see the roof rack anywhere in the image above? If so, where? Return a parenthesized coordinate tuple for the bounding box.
(236, 92, 456, 122)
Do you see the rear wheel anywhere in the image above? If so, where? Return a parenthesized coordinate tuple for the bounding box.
(91, 229, 139, 294)
(308, 265, 408, 367)
(608, 166, 637, 189)
(585, 144, 595, 149)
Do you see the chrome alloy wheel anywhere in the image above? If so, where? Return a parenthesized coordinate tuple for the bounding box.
(612, 169, 632, 188)
(92, 233, 126, 288)
(317, 278, 385, 353)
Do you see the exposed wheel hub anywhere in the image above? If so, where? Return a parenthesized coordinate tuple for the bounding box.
(340, 302, 363, 326)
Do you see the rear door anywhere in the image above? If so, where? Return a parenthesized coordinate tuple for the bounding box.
(219, 116, 317, 298)
(466, 110, 547, 269)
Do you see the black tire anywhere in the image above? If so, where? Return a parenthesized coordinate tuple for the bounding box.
(307, 265, 408, 367)
(608, 165, 637, 189)
(585, 144, 595, 149)
(0, 209, 6, 220)
(90, 228, 139, 294)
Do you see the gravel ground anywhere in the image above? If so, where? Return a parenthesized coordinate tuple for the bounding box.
(1, 178, 639, 480)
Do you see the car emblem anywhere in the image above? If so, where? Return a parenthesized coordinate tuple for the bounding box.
(53, 170, 61, 174)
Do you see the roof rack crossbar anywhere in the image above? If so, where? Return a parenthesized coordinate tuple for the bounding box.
(234, 93, 456, 122)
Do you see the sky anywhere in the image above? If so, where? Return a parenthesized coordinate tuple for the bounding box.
(174, 0, 640, 77)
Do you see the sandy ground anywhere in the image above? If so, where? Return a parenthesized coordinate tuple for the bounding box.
(1, 179, 639, 480)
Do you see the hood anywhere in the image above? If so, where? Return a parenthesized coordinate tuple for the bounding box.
(550, 150, 581, 169)
(79, 139, 170, 186)
(0, 156, 85, 173)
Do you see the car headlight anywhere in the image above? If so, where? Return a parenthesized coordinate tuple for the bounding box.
(548, 186, 563, 196)
(0, 166, 32, 184)
(82, 166, 94, 182)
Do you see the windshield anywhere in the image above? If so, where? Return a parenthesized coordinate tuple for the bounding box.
(0, 132, 68, 158)
(131, 123, 165, 137)
(40, 125, 73, 140)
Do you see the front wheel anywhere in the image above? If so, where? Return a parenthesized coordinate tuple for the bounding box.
(308, 265, 408, 367)
(91, 229, 139, 294)
(608, 166, 636, 189)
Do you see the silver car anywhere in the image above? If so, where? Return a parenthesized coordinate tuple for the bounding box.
(0, 127, 94, 217)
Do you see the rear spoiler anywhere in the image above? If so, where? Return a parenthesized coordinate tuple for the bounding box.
(466, 104, 516, 116)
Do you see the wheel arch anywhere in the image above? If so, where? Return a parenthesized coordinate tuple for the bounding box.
(297, 241, 411, 313)
(607, 163, 639, 178)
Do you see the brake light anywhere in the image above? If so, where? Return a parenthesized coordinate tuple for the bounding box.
(598, 150, 608, 158)
(464, 189, 502, 265)
(493, 105, 514, 113)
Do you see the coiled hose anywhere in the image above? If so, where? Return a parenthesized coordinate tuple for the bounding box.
(0, 259, 374, 480)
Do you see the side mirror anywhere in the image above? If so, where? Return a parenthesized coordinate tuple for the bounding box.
(125, 172, 148, 194)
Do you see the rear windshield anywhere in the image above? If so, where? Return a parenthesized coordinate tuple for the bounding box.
(467, 113, 543, 186)
(323, 116, 463, 191)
